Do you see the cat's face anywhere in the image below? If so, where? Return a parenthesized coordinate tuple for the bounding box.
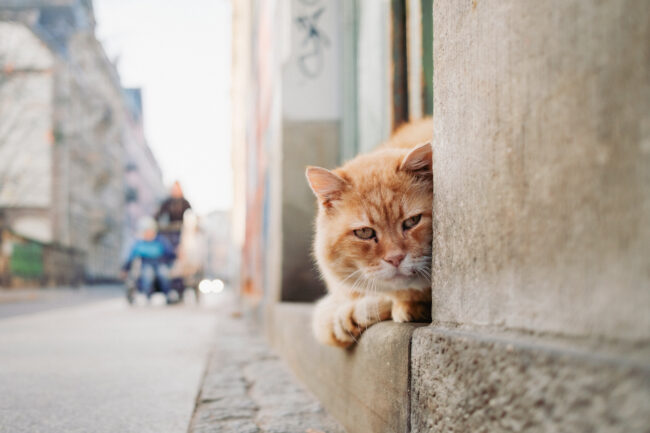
(307, 143, 433, 293)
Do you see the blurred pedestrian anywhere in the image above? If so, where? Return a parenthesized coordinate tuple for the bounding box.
(173, 210, 206, 287)
(155, 181, 192, 249)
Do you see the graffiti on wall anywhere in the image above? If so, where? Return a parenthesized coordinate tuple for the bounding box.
(295, 0, 330, 78)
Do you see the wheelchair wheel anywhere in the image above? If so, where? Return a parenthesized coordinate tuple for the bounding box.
(126, 283, 136, 305)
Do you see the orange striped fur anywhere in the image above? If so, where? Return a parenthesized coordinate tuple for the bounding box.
(306, 117, 433, 347)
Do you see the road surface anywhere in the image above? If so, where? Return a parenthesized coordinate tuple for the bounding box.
(0, 287, 221, 433)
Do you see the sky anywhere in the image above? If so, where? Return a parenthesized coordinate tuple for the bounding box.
(94, 0, 232, 215)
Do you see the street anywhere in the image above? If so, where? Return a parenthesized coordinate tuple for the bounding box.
(0, 287, 221, 433)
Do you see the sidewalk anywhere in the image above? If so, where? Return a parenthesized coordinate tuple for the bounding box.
(188, 300, 344, 433)
(0, 285, 121, 319)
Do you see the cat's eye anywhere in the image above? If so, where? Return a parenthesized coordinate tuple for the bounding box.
(353, 227, 376, 240)
(402, 214, 421, 230)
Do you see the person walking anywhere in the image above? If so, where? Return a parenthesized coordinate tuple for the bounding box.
(155, 181, 192, 295)
(155, 181, 192, 248)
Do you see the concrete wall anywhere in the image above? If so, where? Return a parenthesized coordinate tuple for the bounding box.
(430, 0, 650, 342)
(280, 0, 342, 302)
(409, 1, 650, 431)
(406, 0, 422, 120)
(229, 0, 250, 292)
(235, 0, 286, 305)
(411, 328, 650, 433)
(356, 0, 391, 153)
(281, 120, 338, 301)
(282, 0, 341, 121)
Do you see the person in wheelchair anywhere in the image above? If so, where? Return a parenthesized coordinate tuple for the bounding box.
(121, 217, 178, 304)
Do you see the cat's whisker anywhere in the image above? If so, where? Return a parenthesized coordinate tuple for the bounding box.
(340, 269, 362, 287)
(349, 273, 366, 294)
(370, 279, 381, 324)
(415, 267, 431, 281)
(417, 266, 431, 277)
(357, 277, 377, 324)
(368, 279, 379, 323)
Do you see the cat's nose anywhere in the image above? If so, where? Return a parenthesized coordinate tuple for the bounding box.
(384, 253, 405, 267)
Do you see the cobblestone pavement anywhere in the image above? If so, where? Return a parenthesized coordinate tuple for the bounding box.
(188, 307, 345, 433)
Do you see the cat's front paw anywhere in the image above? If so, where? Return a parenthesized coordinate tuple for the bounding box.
(331, 303, 363, 347)
(312, 295, 393, 348)
(391, 300, 431, 323)
(330, 298, 392, 347)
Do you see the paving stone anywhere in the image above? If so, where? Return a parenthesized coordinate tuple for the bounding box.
(191, 397, 258, 423)
(258, 413, 346, 433)
(200, 374, 247, 402)
(190, 418, 260, 433)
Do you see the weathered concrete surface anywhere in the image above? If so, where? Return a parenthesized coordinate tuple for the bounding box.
(269, 303, 422, 433)
(281, 120, 339, 302)
(411, 326, 650, 433)
(431, 0, 650, 341)
(189, 303, 344, 433)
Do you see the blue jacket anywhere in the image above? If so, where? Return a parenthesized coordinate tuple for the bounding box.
(122, 235, 176, 271)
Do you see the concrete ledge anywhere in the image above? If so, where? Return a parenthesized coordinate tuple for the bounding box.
(269, 302, 422, 433)
(411, 327, 650, 433)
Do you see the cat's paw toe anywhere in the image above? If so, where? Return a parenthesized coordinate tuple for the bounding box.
(332, 304, 363, 345)
(391, 306, 413, 323)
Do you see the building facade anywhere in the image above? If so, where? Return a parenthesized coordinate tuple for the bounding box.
(203, 209, 236, 284)
(121, 87, 166, 260)
(0, 0, 164, 284)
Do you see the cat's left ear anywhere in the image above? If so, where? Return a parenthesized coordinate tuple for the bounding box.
(305, 166, 348, 205)
(400, 141, 432, 175)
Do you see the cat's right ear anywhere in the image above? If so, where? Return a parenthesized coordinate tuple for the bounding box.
(305, 166, 347, 205)
(400, 141, 432, 176)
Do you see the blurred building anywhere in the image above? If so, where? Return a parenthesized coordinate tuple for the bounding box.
(0, 0, 163, 285)
(202, 209, 236, 284)
(121, 87, 166, 259)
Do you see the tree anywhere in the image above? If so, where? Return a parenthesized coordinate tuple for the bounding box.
(0, 21, 54, 209)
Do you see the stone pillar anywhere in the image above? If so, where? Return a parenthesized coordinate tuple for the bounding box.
(412, 1, 650, 431)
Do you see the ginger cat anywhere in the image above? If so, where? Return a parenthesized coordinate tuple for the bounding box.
(306, 117, 433, 347)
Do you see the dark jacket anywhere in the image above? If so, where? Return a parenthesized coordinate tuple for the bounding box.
(155, 197, 191, 227)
